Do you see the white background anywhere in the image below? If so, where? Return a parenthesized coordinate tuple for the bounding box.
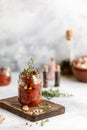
(0, 0, 87, 70)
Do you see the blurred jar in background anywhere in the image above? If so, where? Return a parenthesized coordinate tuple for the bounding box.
(0, 67, 11, 86)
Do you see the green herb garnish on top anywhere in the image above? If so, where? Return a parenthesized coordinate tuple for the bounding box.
(21, 58, 35, 75)
(27, 58, 35, 71)
(21, 58, 40, 76)
(18, 58, 41, 89)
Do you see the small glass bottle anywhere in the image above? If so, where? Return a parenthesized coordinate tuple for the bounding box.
(0, 67, 11, 86)
(66, 29, 74, 63)
(55, 65, 60, 87)
(43, 65, 48, 88)
(61, 29, 73, 75)
(49, 57, 56, 80)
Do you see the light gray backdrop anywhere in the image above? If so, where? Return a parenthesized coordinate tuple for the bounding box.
(0, 0, 87, 71)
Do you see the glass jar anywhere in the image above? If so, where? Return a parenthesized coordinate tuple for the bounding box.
(0, 67, 11, 86)
(18, 72, 42, 106)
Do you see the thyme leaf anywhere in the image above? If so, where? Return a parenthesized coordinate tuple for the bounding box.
(40, 105, 49, 111)
(36, 68, 40, 73)
(40, 119, 49, 126)
(27, 58, 35, 70)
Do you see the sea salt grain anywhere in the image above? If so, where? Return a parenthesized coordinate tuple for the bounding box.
(78, 58, 83, 63)
(80, 64, 87, 69)
(39, 109, 43, 113)
(77, 63, 82, 68)
(22, 105, 29, 111)
(25, 122, 28, 125)
(0, 115, 5, 123)
(83, 57, 87, 63)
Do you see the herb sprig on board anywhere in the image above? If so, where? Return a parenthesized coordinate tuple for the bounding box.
(42, 89, 73, 100)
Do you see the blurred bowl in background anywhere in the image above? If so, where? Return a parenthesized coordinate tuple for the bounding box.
(72, 56, 87, 82)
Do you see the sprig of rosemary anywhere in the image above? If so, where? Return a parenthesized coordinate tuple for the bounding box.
(40, 119, 49, 126)
(42, 89, 73, 100)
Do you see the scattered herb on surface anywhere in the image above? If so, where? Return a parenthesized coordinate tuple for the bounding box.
(40, 119, 49, 126)
(42, 89, 73, 100)
(40, 105, 49, 111)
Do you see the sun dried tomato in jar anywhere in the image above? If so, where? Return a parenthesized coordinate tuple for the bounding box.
(18, 59, 42, 106)
(0, 67, 11, 86)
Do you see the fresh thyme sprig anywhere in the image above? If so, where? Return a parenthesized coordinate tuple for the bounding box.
(21, 58, 35, 75)
(21, 58, 40, 75)
(36, 68, 40, 73)
(42, 89, 73, 100)
(40, 119, 49, 126)
(27, 58, 35, 70)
